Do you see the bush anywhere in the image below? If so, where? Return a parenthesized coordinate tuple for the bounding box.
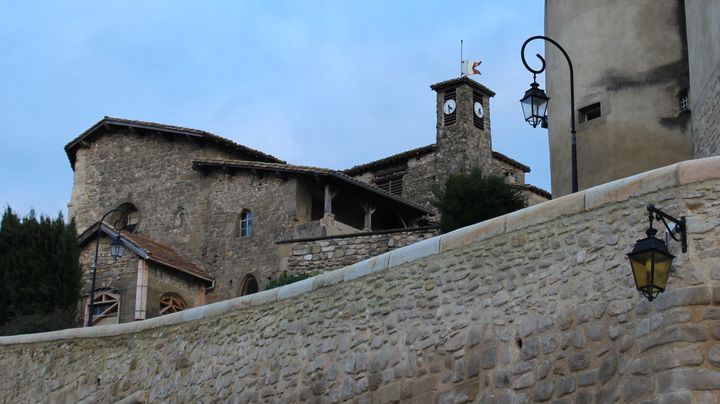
(266, 271, 316, 290)
(433, 168, 526, 233)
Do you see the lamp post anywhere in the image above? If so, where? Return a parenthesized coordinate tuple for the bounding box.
(627, 204, 687, 302)
(86, 209, 126, 327)
(520, 35, 578, 193)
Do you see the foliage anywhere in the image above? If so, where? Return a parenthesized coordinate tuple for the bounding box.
(266, 271, 316, 290)
(433, 168, 526, 233)
(0, 207, 81, 335)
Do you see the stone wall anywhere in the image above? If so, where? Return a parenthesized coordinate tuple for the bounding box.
(4, 157, 720, 403)
(692, 71, 720, 158)
(278, 227, 437, 274)
(685, 0, 720, 159)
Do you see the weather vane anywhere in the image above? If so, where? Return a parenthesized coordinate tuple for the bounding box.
(460, 39, 482, 77)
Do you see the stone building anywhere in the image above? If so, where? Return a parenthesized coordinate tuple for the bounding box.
(346, 77, 550, 207)
(65, 77, 548, 325)
(544, 0, 720, 196)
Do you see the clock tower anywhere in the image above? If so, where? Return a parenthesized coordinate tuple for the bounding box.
(431, 77, 495, 184)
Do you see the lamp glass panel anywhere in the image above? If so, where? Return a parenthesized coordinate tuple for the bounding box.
(110, 239, 125, 259)
(521, 95, 534, 121)
(629, 249, 673, 291)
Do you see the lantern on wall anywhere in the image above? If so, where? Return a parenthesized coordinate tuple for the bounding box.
(627, 204, 687, 301)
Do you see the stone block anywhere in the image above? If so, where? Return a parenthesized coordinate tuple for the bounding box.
(345, 253, 390, 282)
(250, 288, 279, 306)
(657, 368, 720, 393)
(436, 380, 478, 404)
(374, 382, 400, 404)
(481, 346, 497, 369)
(556, 376, 576, 397)
(650, 344, 703, 372)
(585, 164, 678, 210)
(439, 215, 505, 252)
(654, 286, 712, 312)
(388, 237, 439, 268)
(568, 352, 590, 372)
(533, 380, 554, 402)
(578, 370, 597, 387)
(512, 373, 535, 390)
(709, 343, 720, 367)
(520, 337, 539, 360)
(506, 191, 585, 233)
(678, 156, 720, 184)
(657, 391, 696, 404)
(277, 277, 315, 300)
(600, 355, 618, 384)
(639, 325, 709, 352)
(622, 375, 654, 401)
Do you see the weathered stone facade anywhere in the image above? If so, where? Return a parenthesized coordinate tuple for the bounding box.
(278, 227, 437, 274)
(66, 118, 433, 308)
(4, 157, 720, 402)
(692, 67, 720, 158)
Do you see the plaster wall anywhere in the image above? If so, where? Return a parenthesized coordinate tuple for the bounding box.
(545, 0, 692, 196)
(685, 0, 720, 158)
(5, 157, 720, 402)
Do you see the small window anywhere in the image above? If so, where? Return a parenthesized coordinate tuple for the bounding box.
(579, 102, 601, 123)
(376, 176, 404, 196)
(109, 203, 140, 233)
(159, 293, 187, 315)
(679, 91, 689, 112)
(85, 289, 119, 326)
(240, 210, 253, 237)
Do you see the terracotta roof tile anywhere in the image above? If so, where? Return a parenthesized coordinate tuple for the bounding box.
(119, 230, 213, 282)
(492, 151, 531, 173)
(344, 144, 436, 175)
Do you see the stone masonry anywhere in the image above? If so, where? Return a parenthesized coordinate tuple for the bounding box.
(3, 157, 720, 402)
(279, 227, 437, 274)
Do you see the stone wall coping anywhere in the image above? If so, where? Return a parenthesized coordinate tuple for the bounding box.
(2, 156, 719, 346)
(275, 226, 438, 244)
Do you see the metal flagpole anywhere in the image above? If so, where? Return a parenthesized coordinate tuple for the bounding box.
(460, 39, 464, 76)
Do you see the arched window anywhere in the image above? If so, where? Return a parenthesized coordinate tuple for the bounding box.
(159, 293, 187, 315)
(109, 203, 140, 233)
(241, 274, 259, 296)
(240, 209, 253, 237)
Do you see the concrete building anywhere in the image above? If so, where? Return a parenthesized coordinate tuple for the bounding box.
(544, 0, 720, 196)
(64, 78, 548, 325)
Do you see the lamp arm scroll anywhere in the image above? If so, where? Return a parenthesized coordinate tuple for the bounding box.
(646, 204, 687, 253)
(521, 35, 578, 193)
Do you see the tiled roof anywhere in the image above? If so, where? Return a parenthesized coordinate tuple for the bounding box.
(514, 184, 552, 200)
(78, 223, 214, 283)
(344, 145, 530, 175)
(192, 159, 434, 214)
(64, 116, 285, 169)
(429, 76, 496, 97)
(120, 231, 214, 282)
(493, 151, 531, 173)
(344, 144, 436, 175)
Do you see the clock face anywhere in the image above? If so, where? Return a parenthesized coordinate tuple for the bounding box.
(474, 101, 484, 118)
(443, 99, 456, 115)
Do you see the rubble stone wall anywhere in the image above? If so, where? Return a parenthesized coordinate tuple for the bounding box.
(3, 158, 720, 403)
(278, 227, 437, 274)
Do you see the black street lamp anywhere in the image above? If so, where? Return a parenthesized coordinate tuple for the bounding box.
(521, 35, 578, 193)
(627, 204, 687, 302)
(87, 209, 126, 327)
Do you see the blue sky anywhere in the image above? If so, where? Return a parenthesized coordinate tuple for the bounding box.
(0, 1, 548, 218)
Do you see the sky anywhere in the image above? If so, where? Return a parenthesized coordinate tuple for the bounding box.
(0, 1, 548, 218)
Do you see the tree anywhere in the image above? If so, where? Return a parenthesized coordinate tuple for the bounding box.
(0, 207, 81, 335)
(433, 169, 526, 233)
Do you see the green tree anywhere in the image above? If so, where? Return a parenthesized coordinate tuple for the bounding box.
(0, 207, 81, 335)
(433, 169, 526, 233)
